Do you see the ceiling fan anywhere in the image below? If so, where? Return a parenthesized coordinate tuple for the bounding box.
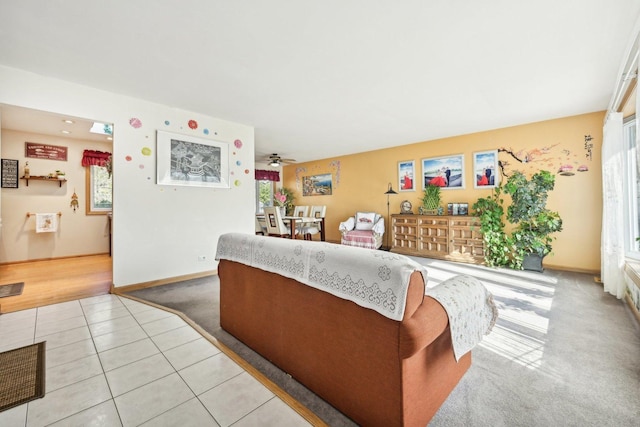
(264, 153, 296, 167)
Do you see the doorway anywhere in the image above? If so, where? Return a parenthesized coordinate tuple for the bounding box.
(0, 104, 114, 309)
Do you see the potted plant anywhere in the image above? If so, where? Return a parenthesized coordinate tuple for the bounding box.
(420, 184, 441, 215)
(274, 187, 295, 216)
(503, 170, 563, 271)
(55, 170, 66, 180)
(472, 185, 512, 268)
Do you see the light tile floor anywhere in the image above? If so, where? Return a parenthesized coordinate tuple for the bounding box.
(0, 294, 311, 427)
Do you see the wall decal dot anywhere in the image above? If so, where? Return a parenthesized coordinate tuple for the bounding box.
(230, 171, 234, 175)
(141, 147, 152, 156)
(244, 169, 250, 174)
(139, 164, 144, 169)
(234, 139, 243, 149)
(125, 155, 132, 161)
(129, 118, 142, 128)
(188, 120, 198, 129)
(236, 160, 241, 166)
(203, 129, 209, 135)
(164, 120, 170, 125)
(234, 179, 241, 186)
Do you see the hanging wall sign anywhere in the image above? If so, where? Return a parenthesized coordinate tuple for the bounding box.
(1, 159, 19, 188)
(25, 142, 68, 161)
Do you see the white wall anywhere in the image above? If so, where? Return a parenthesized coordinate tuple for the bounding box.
(0, 65, 255, 287)
(0, 129, 112, 262)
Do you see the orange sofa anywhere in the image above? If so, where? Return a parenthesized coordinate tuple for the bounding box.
(216, 234, 474, 427)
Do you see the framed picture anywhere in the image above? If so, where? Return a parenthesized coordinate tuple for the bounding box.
(473, 150, 499, 188)
(25, 142, 68, 161)
(302, 173, 332, 196)
(398, 160, 415, 191)
(156, 131, 229, 188)
(421, 154, 465, 189)
(1, 159, 19, 188)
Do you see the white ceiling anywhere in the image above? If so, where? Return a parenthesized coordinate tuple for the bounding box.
(0, 105, 112, 143)
(1, 1, 639, 163)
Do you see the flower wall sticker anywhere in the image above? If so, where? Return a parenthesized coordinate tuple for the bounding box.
(295, 167, 307, 190)
(188, 120, 198, 129)
(329, 160, 341, 186)
(499, 134, 595, 178)
(129, 118, 142, 128)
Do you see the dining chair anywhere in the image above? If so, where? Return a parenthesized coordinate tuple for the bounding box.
(263, 206, 296, 238)
(293, 205, 310, 217)
(301, 205, 326, 240)
(255, 216, 267, 235)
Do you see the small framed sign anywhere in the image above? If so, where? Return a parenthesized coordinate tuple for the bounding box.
(1, 159, 19, 188)
(25, 142, 68, 161)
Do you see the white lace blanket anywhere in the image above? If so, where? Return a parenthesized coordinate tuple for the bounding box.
(426, 274, 498, 361)
(215, 233, 429, 321)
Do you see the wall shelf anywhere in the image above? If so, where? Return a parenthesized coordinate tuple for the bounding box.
(20, 176, 67, 187)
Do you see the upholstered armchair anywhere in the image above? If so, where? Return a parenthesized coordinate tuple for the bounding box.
(339, 211, 385, 249)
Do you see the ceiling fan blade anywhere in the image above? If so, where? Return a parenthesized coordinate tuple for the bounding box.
(264, 153, 296, 164)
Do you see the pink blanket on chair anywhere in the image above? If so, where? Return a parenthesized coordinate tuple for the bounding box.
(341, 229, 379, 249)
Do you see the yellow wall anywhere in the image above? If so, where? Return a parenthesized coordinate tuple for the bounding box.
(283, 111, 604, 273)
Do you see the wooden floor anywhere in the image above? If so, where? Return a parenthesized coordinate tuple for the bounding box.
(0, 255, 112, 314)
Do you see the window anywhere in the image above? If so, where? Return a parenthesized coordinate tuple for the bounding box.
(255, 180, 274, 214)
(624, 115, 640, 256)
(86, 165, 112, 215)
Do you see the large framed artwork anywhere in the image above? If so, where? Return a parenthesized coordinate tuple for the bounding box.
(421, 154, 465, 189)
(302, 173, 332, 196)
(156, 131, 229, 188)
(473, 150, 499, 189)
(398, 160, 415, 191)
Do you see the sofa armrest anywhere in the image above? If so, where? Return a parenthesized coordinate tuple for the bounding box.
(399, 296, 450, 359)
(339, 216, 355, 234)
(372, 216, 385, 236)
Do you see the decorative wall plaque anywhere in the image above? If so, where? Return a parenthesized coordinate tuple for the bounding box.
(1, 159, 19, 188)
(25, 142, 68, 161)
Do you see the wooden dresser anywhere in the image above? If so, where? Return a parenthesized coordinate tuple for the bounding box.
(391, 214, 485, 264)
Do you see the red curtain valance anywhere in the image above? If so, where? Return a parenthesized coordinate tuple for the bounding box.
(82, 150, 111, 167)
(255, 169, 280, 181)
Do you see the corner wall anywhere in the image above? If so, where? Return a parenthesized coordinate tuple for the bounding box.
(283, 111, 604, 273)
(0, 65, 255, 286)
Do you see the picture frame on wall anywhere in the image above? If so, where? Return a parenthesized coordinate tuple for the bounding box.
(398, 160, 415, 191)
(473, 150, 499, 189)
(421, 154, 465, 189)
(156, 130, 229, 188)
(1, 159, 19, 189)
(302, 173, 332, 196)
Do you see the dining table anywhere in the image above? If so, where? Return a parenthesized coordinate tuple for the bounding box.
(257, 214, 325, 241)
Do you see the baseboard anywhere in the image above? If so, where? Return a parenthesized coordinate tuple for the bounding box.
(111, 270, 217, 294)
(625, 293, 640, 325)
(542, 263, 600, 276)
(0, 252, 110, 266)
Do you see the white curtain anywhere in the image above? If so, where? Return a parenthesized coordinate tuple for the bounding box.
(601, 112, 626, 298)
